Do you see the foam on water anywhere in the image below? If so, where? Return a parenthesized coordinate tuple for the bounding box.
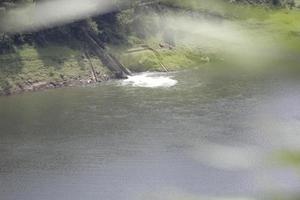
(121, 72, 178, 88)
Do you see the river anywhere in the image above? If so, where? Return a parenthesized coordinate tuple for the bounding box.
(1, 67, 300, 200)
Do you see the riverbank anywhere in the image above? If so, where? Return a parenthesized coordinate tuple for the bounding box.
(1, 2, 300, 96)
(0, 44, 110, 95)
(0, 42, 213, 96)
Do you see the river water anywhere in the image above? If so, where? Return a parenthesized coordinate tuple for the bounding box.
(1, 68, 300, 200)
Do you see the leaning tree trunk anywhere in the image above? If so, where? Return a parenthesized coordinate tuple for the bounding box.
(81, 27, 131, 79)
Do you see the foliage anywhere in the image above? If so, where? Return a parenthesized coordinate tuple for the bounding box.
(120, 47, 213, 72)
(276, 150, 300, 168)
(1, 0, 300, 95)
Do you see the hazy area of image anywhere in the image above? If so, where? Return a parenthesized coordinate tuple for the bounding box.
(0, 0, 286, 68)
(0, 0, 125, 33)
(1, 1, 300, 200)
(156, 13, 276, 66)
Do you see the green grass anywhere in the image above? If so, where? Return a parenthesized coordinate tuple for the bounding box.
(160, 0, 270, 19)
(1, 1, 300, 95)
(120, 47, 213, 72)
(276, 150, 300, 168)
(265, 10, 300, 50)
(0, 44, 109, 95)
(162, 0, 300, 51)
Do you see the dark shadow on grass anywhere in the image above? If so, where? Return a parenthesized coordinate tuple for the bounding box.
(34, 44, 75, 70)
(0, 50, 23, 94)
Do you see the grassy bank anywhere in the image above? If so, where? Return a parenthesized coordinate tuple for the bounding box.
(0, 44, 111, 95)
(1, 2, 300, 95)
(0, 41, 212, 95)
(120, 47, 214, 72)
(162, 0, 300, 49)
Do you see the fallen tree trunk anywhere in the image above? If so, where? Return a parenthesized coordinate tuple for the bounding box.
(81, 28, 131, 79)
(84, 51, 98, 82)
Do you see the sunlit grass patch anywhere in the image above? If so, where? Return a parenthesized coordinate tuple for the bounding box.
(120, 47, 213, 72)
(275, 150, 300, 170)
(265, 10, 300, 50)
(161, 0, 300, 51)
(160, 0, 269, 19)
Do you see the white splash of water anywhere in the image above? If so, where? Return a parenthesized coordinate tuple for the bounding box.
(121, 72, 178, 88)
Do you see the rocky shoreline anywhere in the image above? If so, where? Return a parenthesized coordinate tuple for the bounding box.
(1, 72, 112, 96)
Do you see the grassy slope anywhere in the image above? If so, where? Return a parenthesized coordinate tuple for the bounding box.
(121, 5, 300, 73)
(162, 0, 300, 50)
(0, 44, 110, 95)
(120, 48, 213, 72)
(1, 1, 300, 95)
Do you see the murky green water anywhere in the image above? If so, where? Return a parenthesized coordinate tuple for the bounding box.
(1, 68, 300, 200)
